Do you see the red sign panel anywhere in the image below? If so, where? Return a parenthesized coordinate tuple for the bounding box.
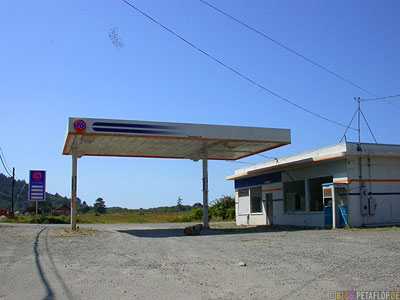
(73, 120, 86, 132)
(32, 171, 43, 182)
(323, 188, 332, 197)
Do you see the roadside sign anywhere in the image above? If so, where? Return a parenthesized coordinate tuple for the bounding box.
(29, 170, 46, 201)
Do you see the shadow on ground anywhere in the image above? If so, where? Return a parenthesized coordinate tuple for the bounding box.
(34, 228, 55, 300)
(118, 225, 314, 238)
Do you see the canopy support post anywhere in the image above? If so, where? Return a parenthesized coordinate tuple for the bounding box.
(202, 152, 209, 228)
(71, 150, 78, 231)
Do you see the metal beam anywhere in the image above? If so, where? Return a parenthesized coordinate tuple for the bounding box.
(71, 151, 78, 231)
(202, 152, 209, 228)
(332, 186, 337, 229)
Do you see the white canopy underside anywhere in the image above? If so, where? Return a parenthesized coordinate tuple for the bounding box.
(63, 118, 291, 160)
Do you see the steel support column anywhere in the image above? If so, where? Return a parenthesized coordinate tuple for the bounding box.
(332, 186, 337, 229)
(71, 151, 78, 231)
(202, 152, 209, 228)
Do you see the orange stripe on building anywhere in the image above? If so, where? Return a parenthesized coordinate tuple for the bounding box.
(313, 155, 345, 162)
(333, 179, 350, 184)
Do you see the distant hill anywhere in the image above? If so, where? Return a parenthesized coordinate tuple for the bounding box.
(0, 173, 82, 213)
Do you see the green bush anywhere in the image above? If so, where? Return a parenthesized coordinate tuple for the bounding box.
(225, 207, 235, 220)
(209, 195, 235, 220)
(189, 208, 203, 221)
(168, 196, 236, 223)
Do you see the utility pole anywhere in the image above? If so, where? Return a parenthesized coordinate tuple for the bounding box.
(11, 167, 15, 216)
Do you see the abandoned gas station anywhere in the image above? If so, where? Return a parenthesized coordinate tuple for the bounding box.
(62, 117, 291, 230)
(227, 142, 400, 228)
(63, 117, 400, 230)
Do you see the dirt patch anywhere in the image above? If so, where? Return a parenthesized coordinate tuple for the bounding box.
(0, 223, 399, 300)
(49, 228, 98, 238)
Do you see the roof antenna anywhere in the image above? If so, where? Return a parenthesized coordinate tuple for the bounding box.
(340, 97, 377, 150)
(356, 97, 362, 151)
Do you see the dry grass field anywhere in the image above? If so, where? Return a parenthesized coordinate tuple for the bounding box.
(0, 212, 194, 224)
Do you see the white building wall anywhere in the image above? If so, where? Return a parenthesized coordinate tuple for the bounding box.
(235, 191, 249, 225)
(281, 212, 325, 227)
(235, 182, 282, 226)
(347, 156, 400, 227)
(235, 188, 266, 226)
(247, 213, 266, 226)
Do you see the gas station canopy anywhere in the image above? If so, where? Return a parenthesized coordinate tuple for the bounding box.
(63, 117, 290, 231)
(62, 117, 291, 160)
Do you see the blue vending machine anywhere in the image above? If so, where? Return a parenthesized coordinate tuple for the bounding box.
(323, 183, 348, 228)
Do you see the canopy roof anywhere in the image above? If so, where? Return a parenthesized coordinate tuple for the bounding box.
(62, 117, 291, 161)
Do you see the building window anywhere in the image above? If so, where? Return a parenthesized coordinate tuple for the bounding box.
(238, 189, 249, 197)
(238, 188, 250, 215)
(284, 180, 305, 212)
(250, 186, 262, 213)
(309, 176, 333, 212)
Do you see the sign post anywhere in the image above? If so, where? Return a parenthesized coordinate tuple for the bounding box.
(29, 170, 46, 216)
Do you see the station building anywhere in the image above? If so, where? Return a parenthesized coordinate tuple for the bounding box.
(227, 142, 400, 228)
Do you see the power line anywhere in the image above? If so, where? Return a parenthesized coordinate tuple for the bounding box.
(14, 182, 27, 212)
(257, 153, 278, 161)
(199, 0, 375, 95)
(360, 94, 400, 102)
(121, 0, 356, 130)
(382, 98, 400, 109)
(0, 152, 12, 177)
(0, 147, 12, 175)
(199, 0, 400, 111)
(226, 160, 256, 165)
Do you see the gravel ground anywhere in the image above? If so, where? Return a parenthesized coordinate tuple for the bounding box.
(0, 223, 399, 300)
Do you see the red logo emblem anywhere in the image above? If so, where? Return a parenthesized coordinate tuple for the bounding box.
(32, 171, 42, 181)
(74, 120, 86, 132)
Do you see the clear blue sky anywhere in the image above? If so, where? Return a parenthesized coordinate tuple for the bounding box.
(1, 0, 399, 208)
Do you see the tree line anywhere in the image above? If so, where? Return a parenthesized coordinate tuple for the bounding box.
(0, 173, 235, 220)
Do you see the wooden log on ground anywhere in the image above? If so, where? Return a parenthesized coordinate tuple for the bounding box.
(184, 224, 203, 236)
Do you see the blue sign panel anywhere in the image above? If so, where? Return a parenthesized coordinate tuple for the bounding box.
(234, 172, 281, 189)
(29, 170, 46, 201)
